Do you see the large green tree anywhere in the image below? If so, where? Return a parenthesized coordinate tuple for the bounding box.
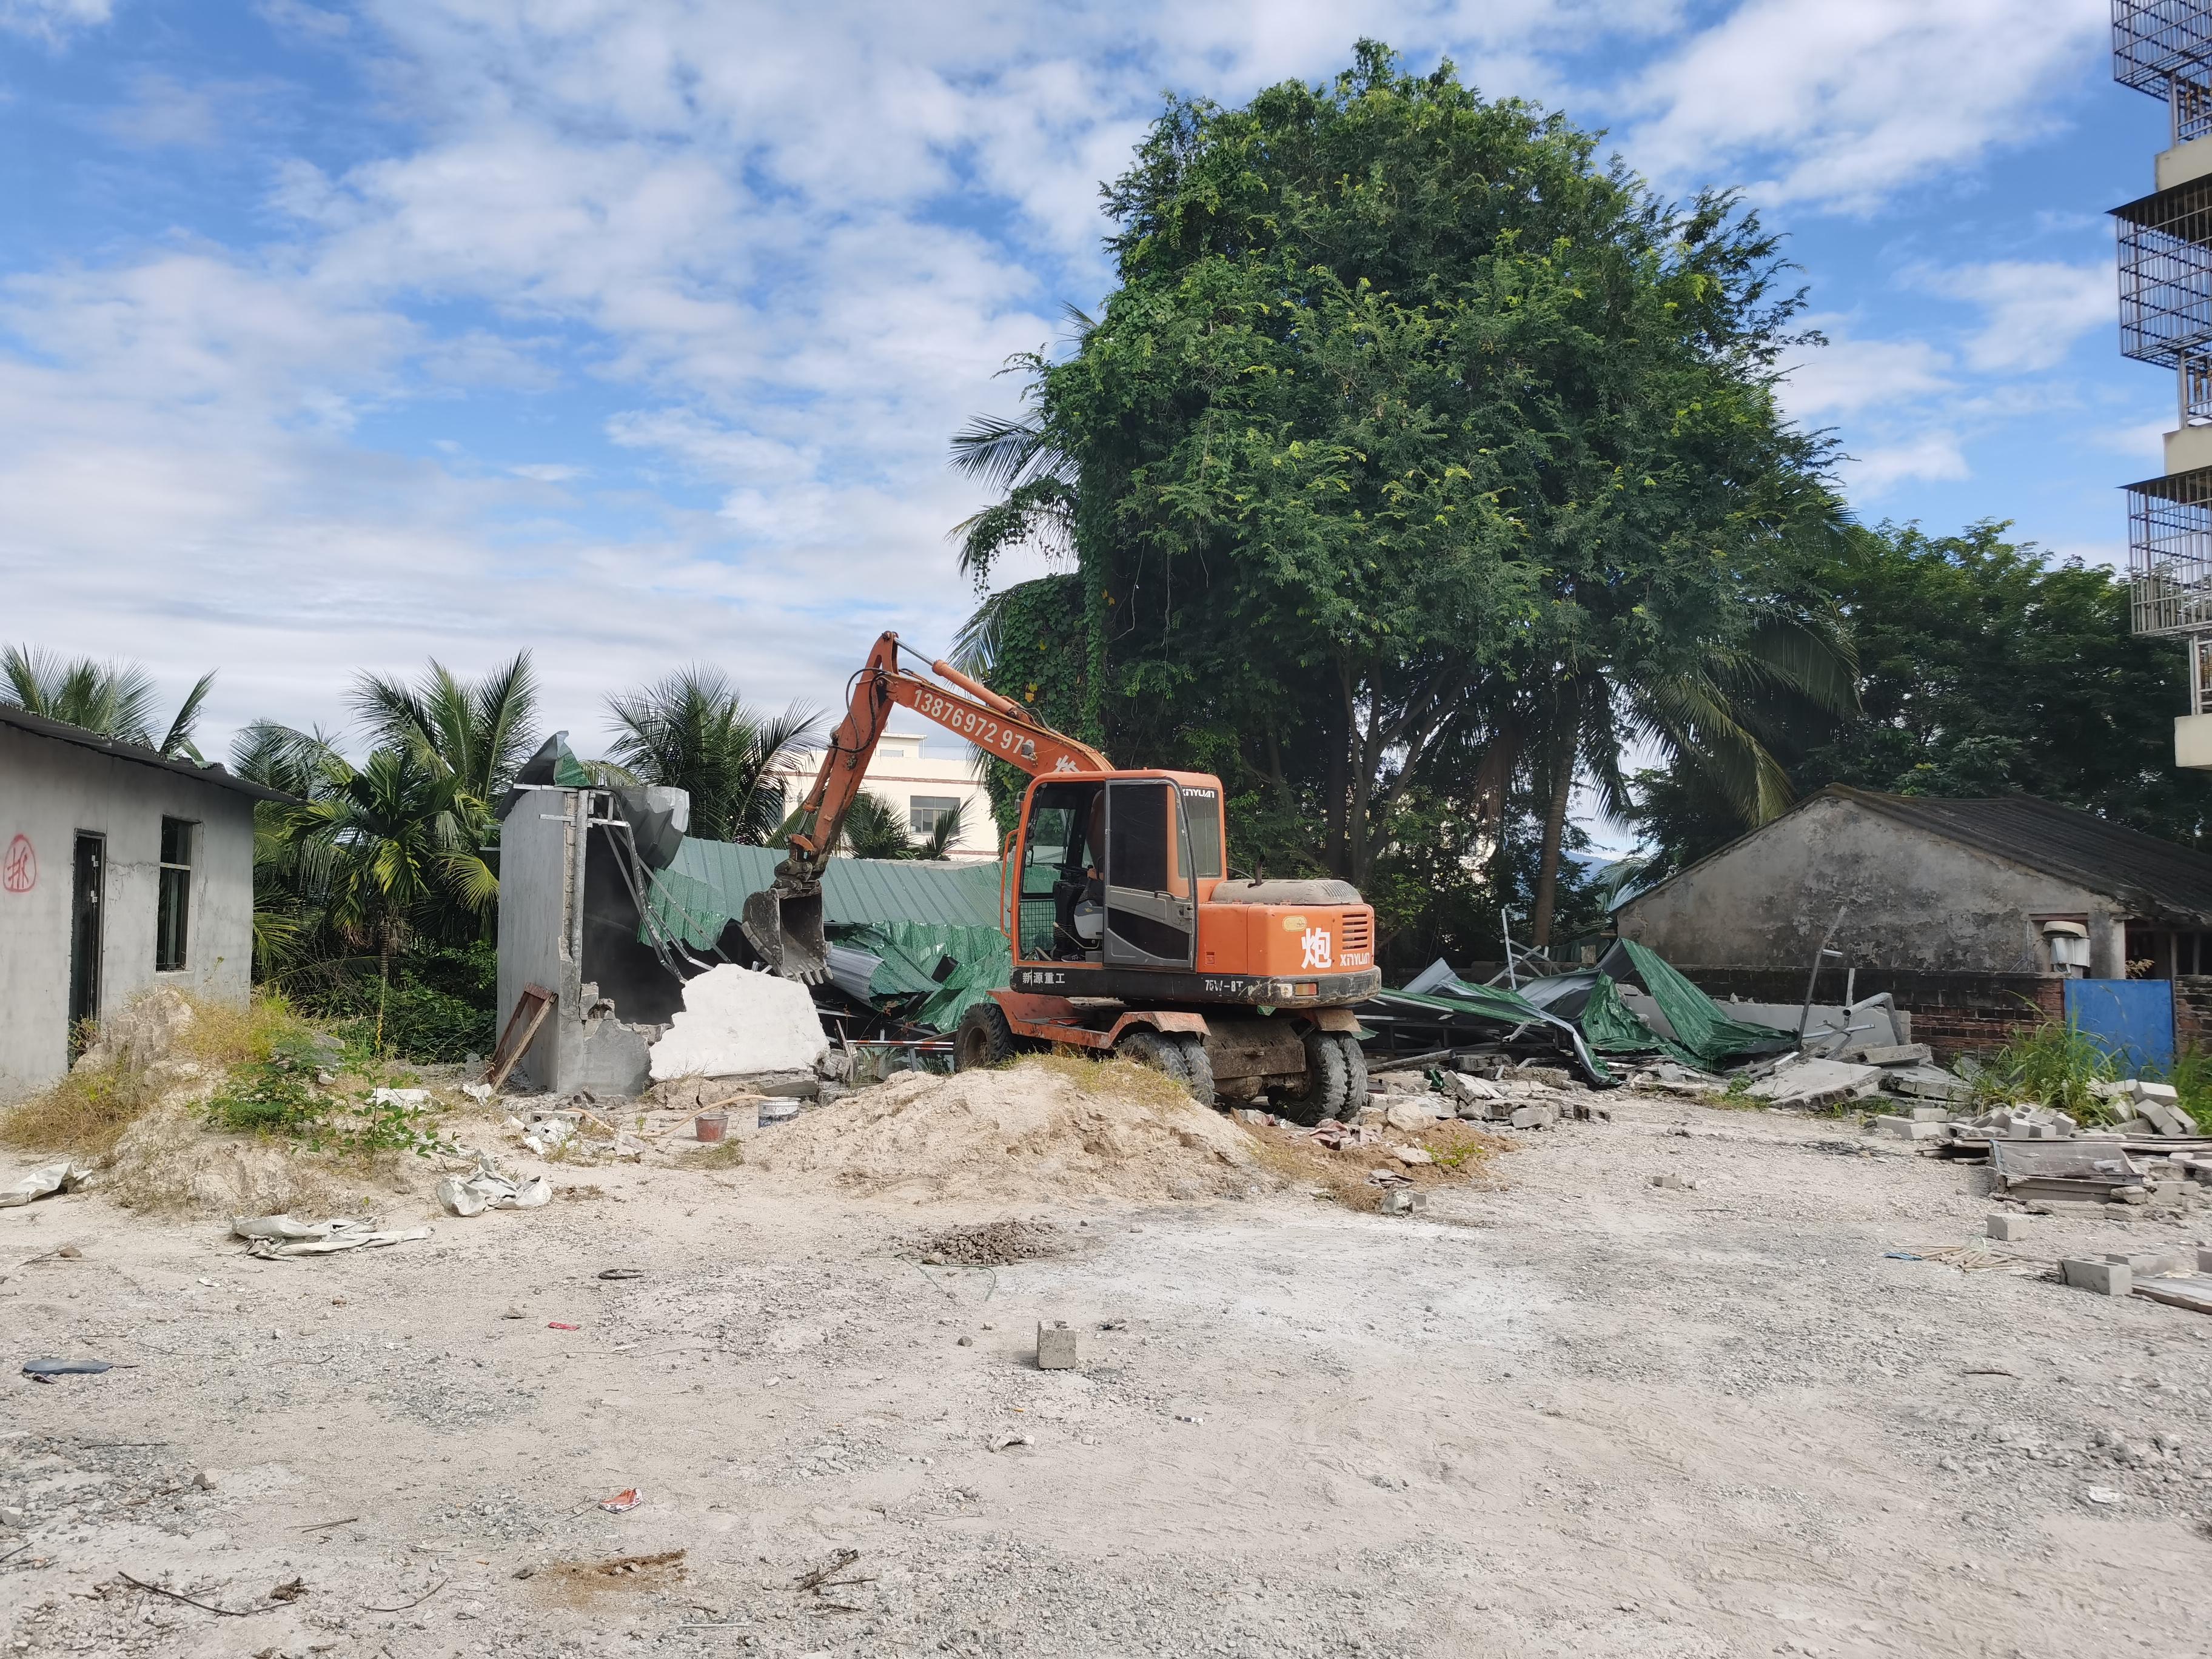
(1629, 520, 2212, 875)
(954, 42, 1846, 962)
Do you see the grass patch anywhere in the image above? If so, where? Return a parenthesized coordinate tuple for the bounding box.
(692, 1139, 746, 1169)
(1028, 1050, 1197, 1110)
(0, 1062, 163, 1159)
(1969, 1019, 2122, 1123)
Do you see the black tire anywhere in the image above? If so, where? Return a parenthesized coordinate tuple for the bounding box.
(1275, 1030, 1350, 1125)
(954, 1001, 1016, 1071)
(1114, 1028, 1190, 1085)
(1336, 1033, 1369, 1111)
(1171, 1034, 1216, 1107)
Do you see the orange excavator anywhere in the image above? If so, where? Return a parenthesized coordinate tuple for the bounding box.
(742, 631, 1383, 1121)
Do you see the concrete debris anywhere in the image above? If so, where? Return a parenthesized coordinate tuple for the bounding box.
(0, 1160, 95, 1208)
(1036, 1321, 1081, 1370)
(2060, 1258, 2130, 1296)
(1845, 1043, 1932, 1067)
(1387, 1144, 1435, 1166)
(437, 1151, 552, 1218)
(1749, 1059, 1884, 1111)
(647, 964, 828, 1083)
(1382, 1098, 1445, 1133)
(1376, 1187, 1428, 1215)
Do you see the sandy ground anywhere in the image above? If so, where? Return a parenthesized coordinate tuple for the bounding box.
(4, 1090, 2212, 1659)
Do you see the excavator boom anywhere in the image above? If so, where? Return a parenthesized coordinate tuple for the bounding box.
(742, 631, 1107, 980)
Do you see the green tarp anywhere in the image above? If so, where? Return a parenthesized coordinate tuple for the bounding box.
(641, 839, 1005, 951)
(1369, 977, 1615, 1085)
(831, 920, 1012, 1033)
(1610, 939, 1794, 1069)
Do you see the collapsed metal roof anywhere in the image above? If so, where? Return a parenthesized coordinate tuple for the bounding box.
(645, 838, 1004, 948)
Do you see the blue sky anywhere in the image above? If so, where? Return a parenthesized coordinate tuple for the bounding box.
(0, 0, 2159, 803)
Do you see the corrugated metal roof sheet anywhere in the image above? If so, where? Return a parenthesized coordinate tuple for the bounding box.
(645, 839, 1004, 948)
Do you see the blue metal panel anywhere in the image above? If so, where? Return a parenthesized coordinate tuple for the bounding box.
(2062, 979, 2175, 1076)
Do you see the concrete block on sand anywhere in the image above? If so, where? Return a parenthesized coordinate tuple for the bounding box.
(2060, 1259, 2131, 1296)
(1875, 1116, 1946, 1141)
(647, 965, 828, 1082)
(1751, 1059, 1882, 1109)
(1985, 1214, 2026, 1241)
(1037, 1322, 1081, 1369)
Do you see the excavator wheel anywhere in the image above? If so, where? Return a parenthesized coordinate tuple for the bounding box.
(1169, 1034, 1215, 1107)
(1335, 1033, 1369, 1114)
(954, 1002, 1017, 1071)
(1113, 1028, 1191, 1090)
(1273, 1030, 1351, 1127)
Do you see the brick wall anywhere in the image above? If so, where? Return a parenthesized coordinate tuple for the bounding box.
(1669, 965, 2065, 1063)
(2173, 975, 2212, 1055)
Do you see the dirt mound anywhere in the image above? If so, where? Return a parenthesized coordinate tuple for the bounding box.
(102, 1096, 402, 1218)
(905, 1218, 1068, 1264)
(745, 1056, 1258, 1204)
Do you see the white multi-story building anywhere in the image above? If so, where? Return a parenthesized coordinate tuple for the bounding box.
(767, 728, 999, 860)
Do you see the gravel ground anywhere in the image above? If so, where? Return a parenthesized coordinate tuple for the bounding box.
(4, 1090, 2211, 1658)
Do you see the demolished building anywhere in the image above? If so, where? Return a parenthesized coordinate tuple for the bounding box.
(491, 737, 1008, 1094)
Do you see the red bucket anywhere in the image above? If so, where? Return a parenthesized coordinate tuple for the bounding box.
(694, 1111, 729, 1143)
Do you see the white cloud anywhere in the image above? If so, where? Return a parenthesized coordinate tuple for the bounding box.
(1778, 321, 1952, 421)
(0, 0, 2143, 749)
(0, 0, 109, 42)
(1917, 259, 2114, 374)
(1846, 432, 1971, 495)
(1621, 0, 2107, 212)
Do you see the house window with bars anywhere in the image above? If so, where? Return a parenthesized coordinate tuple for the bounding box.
(909, 796, 962, 836)
(156, 817, 194, 971)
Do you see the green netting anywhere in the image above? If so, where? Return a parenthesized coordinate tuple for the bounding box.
(831, 921, 1011, 1033)
(1614, 939, 1794, 1068)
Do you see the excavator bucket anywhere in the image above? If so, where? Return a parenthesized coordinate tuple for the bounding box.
(741, 885, 828, 984)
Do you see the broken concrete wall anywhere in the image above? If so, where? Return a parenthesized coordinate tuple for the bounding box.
(495, 786, 667, 1096)
(1614, 793, 2130, 979)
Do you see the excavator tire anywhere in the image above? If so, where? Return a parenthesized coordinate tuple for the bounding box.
(1273, 1030, 1350, 1127)
(1335, 1033, 1369, 1113)
(1168, 1034, 1215, 1107)
(954, 1002, 1017, 1071)
(1113, 1028, 1190, 1088)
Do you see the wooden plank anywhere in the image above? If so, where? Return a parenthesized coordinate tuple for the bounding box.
(484, 984, 555, 1090)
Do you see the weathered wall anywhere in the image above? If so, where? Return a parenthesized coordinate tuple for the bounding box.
(1615, 796, 2130, 979)
(494, 786, 666, 1095)
(0, 725, 256, 1101)
(495, 786, 578, 1092)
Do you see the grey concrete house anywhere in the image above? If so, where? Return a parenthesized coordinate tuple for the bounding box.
(1614, 786, 2212, 982)
(0, 705, 286, 1101)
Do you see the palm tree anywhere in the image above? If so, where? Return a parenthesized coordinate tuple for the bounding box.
(839, 792, 915, 860)
(1507, 617, 1859, 947)
(231, 720, 346, 975)
(2, 645, 215, 760)
(274, 746, 499, 1017)
(349, 652, 540, 807)
(603, 667, 819, 844)
(945, 318, 1090, 587)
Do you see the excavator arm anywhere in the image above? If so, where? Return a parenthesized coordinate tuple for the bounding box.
(742, 630, 1109, 980)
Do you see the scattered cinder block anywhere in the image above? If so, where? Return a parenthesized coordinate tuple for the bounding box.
(1853, 1043, 1933, 1067)
(2113, 1185, 2150, 1205)
(1985, 1214, 2026, 1241)
(2060, 1258, 2132, 1296)
(1907, 1104, 1952, 1123)
(2130, 1080, 2180, 1107)
(1036, 1321, 1081, 1370)
(1875, 1116, 1946, 1141)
